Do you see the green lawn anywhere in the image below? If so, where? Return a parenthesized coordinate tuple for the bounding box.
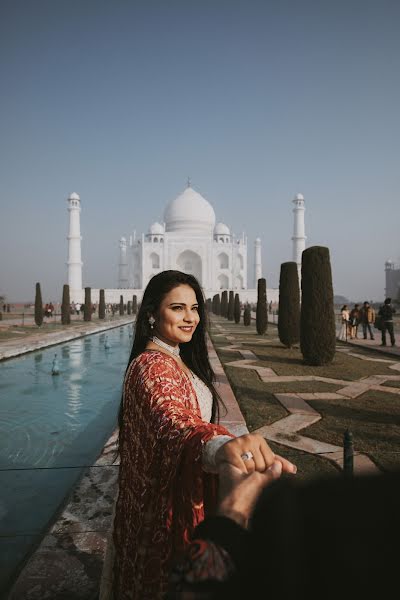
(210, 317, 400, 477)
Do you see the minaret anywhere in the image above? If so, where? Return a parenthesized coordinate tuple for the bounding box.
(292, 193, 306, 279)
(118, 237, 128, 288)
(254, 237, 262, 285)
(67, 192, 83, 298)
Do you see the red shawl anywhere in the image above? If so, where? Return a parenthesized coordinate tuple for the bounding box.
(112, 350, 233, 599)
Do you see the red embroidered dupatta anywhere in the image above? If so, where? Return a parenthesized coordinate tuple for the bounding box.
(112, 350, 233, 599)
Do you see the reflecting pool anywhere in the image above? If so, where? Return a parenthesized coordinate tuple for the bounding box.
(0, 324, 133, 593)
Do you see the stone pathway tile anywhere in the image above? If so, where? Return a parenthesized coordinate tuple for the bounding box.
(255, 425, 341, 455)
(336, 383, 371, 398)
(319, 450, 380, 474)
(274, 393, 319, 415)
(224, 358, 276, 378)
(296, 392, 348, 401)
(370, 384, 400, 395)
(263, 413, 321, 434)
(348, 352, 394, 363)
(313, 376, 351, 385)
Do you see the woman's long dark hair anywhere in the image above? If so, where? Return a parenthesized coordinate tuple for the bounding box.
(118, 270, 225, 435)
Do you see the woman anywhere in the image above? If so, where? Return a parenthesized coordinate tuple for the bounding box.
(108, 270, 296, 599)
(338, 304, 350, 341)
(349, 303, 361, 339)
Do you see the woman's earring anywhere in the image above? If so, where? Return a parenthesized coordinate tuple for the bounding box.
(148, 316, 155, 330)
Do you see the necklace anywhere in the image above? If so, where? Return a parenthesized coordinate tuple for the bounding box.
(152, 335, 180, 357)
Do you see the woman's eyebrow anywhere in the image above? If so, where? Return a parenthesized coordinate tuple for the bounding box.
(168, 302, 199, 307)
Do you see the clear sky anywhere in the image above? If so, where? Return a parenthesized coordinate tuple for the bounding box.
(0, 0, 399, 303)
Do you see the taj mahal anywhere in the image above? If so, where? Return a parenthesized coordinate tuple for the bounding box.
(66, 183, 307, 305)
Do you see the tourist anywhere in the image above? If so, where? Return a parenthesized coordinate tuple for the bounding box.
(75, 302, 81, 316)
(349, 303, 361, 339)
(378, 297, 396, 346)
(167, 464, 400, 599)
(359, 301, 375, 340)
(338, 304, 350, 341)
(104, 270, 296, 600)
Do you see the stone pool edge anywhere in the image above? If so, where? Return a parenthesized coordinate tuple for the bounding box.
(0, 317, 135, 361)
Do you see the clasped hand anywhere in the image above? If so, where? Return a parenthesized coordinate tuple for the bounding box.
(215, 433, 297, 528)
(215, 432, 297, 475)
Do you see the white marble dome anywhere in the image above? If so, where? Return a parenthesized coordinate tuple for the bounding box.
(149, 222, 165, 235)
(214, 222, 230, 235)
(294, 193, 304, 201)
(164, 186, 216, 233)
(68, 192, 80, 201)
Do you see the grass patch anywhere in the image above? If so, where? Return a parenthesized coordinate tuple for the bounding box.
(210, 315, 400, 475)
(303, 389, 400, 472)
(268, 441, 341, 481)
(382, 381, 400, 389)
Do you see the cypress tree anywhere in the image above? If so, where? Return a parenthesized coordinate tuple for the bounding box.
(34, 282, 43, 327)
(300, 246, 336, 365)
(61, 284, 71, 325)
(119, 295, 124, 316)
(221, 290, 228, 318)
(83, 287, 92, 321)
(228, 291, 234, 321)
(99, 289, 106, 319)
(127, 300, 132, 315)
(132, 295, 137, 315)
(278, 262, 300, 348)
(234, 293, 241, 323)
(256, 278, 268, 334)
(214, 294, 221, 316)
(243, 303, 251, 326)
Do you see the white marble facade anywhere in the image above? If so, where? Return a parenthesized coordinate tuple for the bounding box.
(119, 184, 250, 292)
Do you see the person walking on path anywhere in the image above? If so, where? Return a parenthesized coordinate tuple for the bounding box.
(359, 301, 375, 340)
(105, 270, 296, 600)
(349, 304, 361, 339)
(338, 305, 350, 341)
(378, 298, 396, 346)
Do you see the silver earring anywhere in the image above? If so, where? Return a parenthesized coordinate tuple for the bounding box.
(148, 316, 155, 329)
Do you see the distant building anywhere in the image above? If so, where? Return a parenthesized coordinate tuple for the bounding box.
(66, 185, 306, 305)
(385, 260, 400, 300)
(119, 183, 250, 291)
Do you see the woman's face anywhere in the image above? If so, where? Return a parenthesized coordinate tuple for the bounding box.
(154, 284, 200, 346)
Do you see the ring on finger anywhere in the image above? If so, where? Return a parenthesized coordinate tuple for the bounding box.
(241, 451, 254, 462)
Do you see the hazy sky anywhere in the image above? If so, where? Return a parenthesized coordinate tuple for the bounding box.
(1, 0, 399, 303)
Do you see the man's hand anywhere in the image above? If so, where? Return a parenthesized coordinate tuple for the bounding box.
(217, 461, 283, 528)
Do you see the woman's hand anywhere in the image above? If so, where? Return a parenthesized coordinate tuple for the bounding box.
(215, 432, 297, 475)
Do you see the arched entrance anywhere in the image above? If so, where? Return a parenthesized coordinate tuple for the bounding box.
(177, 250, 202, 284)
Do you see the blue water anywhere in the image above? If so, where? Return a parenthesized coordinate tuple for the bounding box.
(0, 324, 133, 593)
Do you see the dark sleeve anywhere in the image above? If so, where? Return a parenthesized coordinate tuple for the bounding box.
(166, 517, 249, 600)
(193, 516, 250, 566)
